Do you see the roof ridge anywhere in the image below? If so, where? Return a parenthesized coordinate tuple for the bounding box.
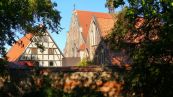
(96, 16, 113, 19)
(75, 10, 110, 14)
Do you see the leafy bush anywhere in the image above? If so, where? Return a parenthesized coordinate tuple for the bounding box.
(77, 58, 88, 67)
(0, 59, 8, 75)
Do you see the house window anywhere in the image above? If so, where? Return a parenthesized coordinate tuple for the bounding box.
(31, 48, 37, 54)
(49, 61, 53, 66)
(48, 48, 54, 54)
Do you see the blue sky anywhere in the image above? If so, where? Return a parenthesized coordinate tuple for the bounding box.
(50, 0, 108, 52)
(4, 0, 109, 55)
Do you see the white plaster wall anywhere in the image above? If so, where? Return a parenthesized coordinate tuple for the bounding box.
(43, 43, 48, 47)
(42, 61, 48, 67)
(38, 55, 42, 60)
(49, 55, 54, 60)
(43, 49, 48, 54)
(43, 55, 48, 60)
(54, 55, 59, 59)
(48, 37, 53, 42)
(55, 49, 60, 54)
(25, 48, 30, 54)
(49, 43, 54, 47)
(38, 49, 43, 54)
(19, 33, 64, 67)
(29, 43, 36, 47)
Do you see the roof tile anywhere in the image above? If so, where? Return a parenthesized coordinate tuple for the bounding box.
(96, 17, 115, 37)
(75, 10, 113, 41)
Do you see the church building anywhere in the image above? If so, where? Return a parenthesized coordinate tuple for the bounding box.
(64, 10, 116, 65)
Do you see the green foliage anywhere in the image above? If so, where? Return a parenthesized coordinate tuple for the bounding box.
(105, 0, 125, 8)
(105, 7, 129, 50)
(0, 0, 61, 55)
(0, 59, 8, 75)
(106, 0, 173, 96)
(77, 58, 89, 67)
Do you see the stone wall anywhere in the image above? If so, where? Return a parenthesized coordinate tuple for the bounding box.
(0, 67, 125, 97)
(48, 72, 123, 97)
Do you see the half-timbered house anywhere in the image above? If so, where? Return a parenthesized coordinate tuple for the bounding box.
(6, 32, 64, 67)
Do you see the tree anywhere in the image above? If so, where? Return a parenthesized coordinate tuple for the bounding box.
(0, 0, 61, 55)
(105, 0, 173, 96)
(0, 58, 8, 75)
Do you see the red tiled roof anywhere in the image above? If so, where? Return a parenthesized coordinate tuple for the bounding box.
(6, 33, 33, 62)
(96, 17, 115, 37)
(75, 10, 113, 41)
